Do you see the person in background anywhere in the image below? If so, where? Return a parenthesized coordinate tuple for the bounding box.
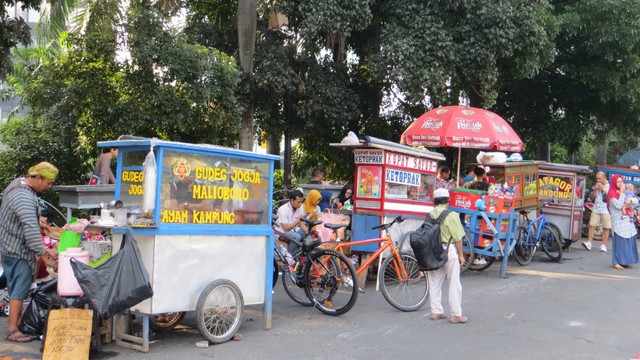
(436, 165, 454, 189)
(94, 147, 118, 185)
(461, 169, 475, 186)
(333, 183, 353, 209)
(275, 190, 307, 252)
(169, 174, 210, 211)
(607, 174, 639, 270)
(318, 190, 332, 212)
(462, 166, 490, 192)
(307, 168, 324, 184)
(303, 189, 322, 222)
(582, 171, 611, 252)
(0, 162, 59, 343)
(426, 188, 468, 324)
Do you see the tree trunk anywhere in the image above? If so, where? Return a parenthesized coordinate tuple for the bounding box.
(267, 132, 281, 170)
(536, 142, 550, 161)
(238, 99, 254, 150)
(237, 0, 257, 151)
(595, 144, 607, 165)
(283, 130, 292, 190)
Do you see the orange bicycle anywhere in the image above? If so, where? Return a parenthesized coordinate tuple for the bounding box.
(324, 216, 428, 312)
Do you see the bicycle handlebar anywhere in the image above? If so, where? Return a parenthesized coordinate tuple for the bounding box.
(371, 216, 404, 231)
(519, 202, 551, 216)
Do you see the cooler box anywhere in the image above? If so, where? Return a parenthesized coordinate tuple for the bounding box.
(477, 218, 508, 248)
(450, 188, 487, 211)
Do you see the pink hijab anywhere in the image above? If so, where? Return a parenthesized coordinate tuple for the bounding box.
(608, 174, 622, 200)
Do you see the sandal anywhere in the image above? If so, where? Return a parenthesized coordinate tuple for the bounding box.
(5, 329, 33, 343)
(450, 315, 468, 324)
(613, 264, 624, 270)
(430, 313, 447, 320)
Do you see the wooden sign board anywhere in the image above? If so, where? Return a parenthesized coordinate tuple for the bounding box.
(43, 308, 93, 360)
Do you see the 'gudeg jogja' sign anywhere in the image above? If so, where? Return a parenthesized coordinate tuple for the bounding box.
(159, 152, 269, 225)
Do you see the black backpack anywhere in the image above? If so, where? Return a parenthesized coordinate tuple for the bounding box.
(409, 210, 451, 271)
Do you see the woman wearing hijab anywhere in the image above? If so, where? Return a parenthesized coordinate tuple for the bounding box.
(303, 189, 322, 221)
(607, 174, 639, 270)
(318, 190, 332, 212)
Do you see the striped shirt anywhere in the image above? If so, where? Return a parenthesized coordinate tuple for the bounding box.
(609, 192, 638, 239)
(0, 178, 47, 272)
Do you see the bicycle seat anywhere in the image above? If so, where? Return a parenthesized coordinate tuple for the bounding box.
(300, 218, 323, 228)
(324, 223, 348, 230)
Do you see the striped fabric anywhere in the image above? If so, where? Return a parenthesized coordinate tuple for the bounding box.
(0, 178, 46, 272)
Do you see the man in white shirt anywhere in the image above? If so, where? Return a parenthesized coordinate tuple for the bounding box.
(276, 190, 308, 252)
(582, 171, 611, 252)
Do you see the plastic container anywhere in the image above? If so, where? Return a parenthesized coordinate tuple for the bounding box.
(58, 247, 89, 296)
(113, 208, 127, 226)
(58, 230, 82, 253)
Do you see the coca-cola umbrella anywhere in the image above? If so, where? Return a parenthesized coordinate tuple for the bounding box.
(400, 105, 523, 183)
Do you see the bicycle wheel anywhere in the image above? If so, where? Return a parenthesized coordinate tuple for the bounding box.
(541, 223, 563, 261)
(282, 249, 312, 306)
(397, 231, 413, 255)
(460, 233, 476, 273)
(303, 248, 358, 316)
(468, 253, 495, 271)
(196, 279, 244, 344)
(379, 253, 428, 312)
(150, 312, 186, 332)
(513, 225, 535, 266)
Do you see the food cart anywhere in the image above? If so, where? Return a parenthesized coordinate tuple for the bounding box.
(537, 163, 591, 246)
(450, 161, 546, 277)
(330, 136, 445, 255)
(596, 165, 640, 188)
(95, 138, 278, 351)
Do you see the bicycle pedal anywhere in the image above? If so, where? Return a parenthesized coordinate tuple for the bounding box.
(358, 288, 365, 294)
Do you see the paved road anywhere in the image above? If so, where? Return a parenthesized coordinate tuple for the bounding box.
(2, 242, 640, 360)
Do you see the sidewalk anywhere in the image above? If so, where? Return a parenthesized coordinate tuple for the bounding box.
(2, 240, 639, 360)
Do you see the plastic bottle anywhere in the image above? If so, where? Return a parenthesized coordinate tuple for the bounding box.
(278, 244, 295, 266)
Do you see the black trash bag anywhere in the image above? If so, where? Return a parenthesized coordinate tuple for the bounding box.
(19, 278, 57, 337)
(71, 229, 153, 319)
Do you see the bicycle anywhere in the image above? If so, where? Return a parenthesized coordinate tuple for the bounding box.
(273, 217, 358, 316)
(513, 203, 563, 265)
(323, 216, 429, 312)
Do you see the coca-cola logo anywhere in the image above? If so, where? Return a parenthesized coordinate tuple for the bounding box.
(421, 117, 444, 130)
(456, 118, 482, 132)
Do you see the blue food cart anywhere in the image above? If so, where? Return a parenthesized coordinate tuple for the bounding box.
(96, 138, 278, 351)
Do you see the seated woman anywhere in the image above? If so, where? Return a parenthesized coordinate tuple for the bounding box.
(332, 183, 353, 209)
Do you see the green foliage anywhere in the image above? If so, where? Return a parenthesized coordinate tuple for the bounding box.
(0, 0, 41, 79)
(0, 2, 243, 189)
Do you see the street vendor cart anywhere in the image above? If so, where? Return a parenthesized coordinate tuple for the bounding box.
(538, 163, 591, 248)
(97, 138, 278, 351)
(330, 136, 446, 259)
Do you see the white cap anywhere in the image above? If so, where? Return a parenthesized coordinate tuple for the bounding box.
(433, 188, 450, 199)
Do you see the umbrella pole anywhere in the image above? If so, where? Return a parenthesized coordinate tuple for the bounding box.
(456, 146, 462, 186)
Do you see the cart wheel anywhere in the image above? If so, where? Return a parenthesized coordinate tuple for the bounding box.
(149, 312, 186, 331)
(196, 279, 244, 344)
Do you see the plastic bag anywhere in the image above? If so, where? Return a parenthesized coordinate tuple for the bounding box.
(142, 149, 157, 213)
(71, 229, 153, 319)
(318, 210, 350, 242)
(20, 278, 57, 336)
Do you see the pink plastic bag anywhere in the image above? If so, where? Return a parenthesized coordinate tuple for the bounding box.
(318, 210, 350, 243)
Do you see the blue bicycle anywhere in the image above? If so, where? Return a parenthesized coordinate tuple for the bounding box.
(513, 203, 563, 265)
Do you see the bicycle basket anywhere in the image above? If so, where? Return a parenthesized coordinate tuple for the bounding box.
(302, 232, 321, 251)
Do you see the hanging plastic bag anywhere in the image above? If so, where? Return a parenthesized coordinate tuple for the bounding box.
(142, 148, 157, 213)
(70, 229, 153, 319)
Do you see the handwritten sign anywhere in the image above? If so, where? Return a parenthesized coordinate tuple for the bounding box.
(43, 308, 93, 360)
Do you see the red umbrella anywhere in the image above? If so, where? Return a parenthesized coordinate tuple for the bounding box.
(400, 106, 523, 183)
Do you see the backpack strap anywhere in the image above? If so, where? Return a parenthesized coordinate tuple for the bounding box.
(430, 209, 453, 245)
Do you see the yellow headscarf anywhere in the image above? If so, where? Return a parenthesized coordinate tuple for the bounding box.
(303, 189, 322, 221)
(28, 162, 59, 181)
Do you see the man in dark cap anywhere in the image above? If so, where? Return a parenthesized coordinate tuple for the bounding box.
(426, 188, 468, 324)
(462, 165, 490, 192)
